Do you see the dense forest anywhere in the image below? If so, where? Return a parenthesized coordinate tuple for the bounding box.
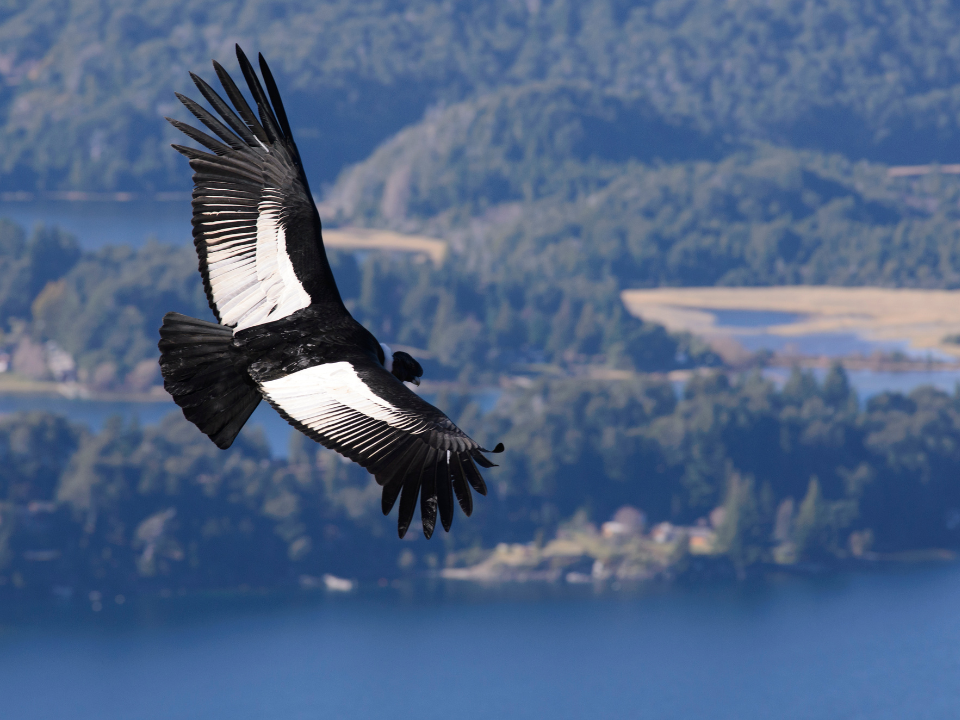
(6, 144, 960, 390)
(0, 217, 721, 387)
(6, 0, 960, 192)
(329, 139, 960, 288)
(7, 1, 960, 313)
(3, 1, 960, 592)
(2, 367, 960, 596)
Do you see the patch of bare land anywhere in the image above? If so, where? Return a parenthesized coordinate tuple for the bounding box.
(621, 286, 960, 363)
(322, 227, 447, 265)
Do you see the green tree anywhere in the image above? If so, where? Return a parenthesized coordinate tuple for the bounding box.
(714, 470, 764, 574)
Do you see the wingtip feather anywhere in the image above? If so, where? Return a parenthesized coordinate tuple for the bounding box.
(171, 143, 210, 160)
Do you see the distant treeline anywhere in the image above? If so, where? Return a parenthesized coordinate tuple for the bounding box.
(2, 367, 959, 596)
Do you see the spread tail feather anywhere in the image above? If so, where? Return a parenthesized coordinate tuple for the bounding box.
(158, 312, 260, 449)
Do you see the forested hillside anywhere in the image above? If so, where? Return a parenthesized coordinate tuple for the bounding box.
(330, 135, 960, 288)
(5, 0, 960, 192)
(6, 1, 960, 295)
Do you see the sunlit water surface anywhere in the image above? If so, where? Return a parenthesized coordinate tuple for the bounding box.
(0, 567, 958, 719)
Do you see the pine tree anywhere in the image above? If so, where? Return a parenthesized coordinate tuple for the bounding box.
(715, 470, 763, 575)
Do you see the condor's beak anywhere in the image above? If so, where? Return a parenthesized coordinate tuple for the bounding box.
(410, 377, 421, 386)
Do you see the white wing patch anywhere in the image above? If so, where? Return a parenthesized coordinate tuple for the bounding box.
(261, 362, 428, 440)
(201, 188, 312, 332)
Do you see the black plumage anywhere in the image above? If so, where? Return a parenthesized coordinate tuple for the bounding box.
(159, 46, 502, 539)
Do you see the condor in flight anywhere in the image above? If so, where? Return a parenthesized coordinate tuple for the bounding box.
(158, 45, 502, 539)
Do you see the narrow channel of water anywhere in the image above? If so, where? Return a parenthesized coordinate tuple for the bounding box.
(0, 389, 502, 459)
(1, 199, 192, 249)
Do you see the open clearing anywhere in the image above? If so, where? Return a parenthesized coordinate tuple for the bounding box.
(323, 227, 446, 264)
(621, 286, 960, 359)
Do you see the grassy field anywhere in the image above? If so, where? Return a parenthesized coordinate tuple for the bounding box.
(323, 227, 446, 264)
(621, 287, 960, 359)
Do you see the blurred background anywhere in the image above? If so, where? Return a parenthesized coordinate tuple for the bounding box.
(2, 1, 960, 718)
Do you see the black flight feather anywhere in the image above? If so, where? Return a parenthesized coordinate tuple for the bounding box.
(420, 449, 438, 539)
(451, 452, 474, 516)
(259, 53, 293, 141)
(189, 72, 259, 147)
(212, 59, 270, 145)
(437, 451, 454, 532)
(471, 448, 498, 469)
(235, 45, 285, 145)
(381, 474, 404, 516)
(166, 118, 232, 155)
(461, 456, 488, 496)
(174, 93, 246, 150)
(378, 441, 423, 506)
(397, 444, 430, 538)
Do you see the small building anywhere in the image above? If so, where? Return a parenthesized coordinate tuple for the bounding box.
(687, 527, 716, 555)
(651, 522, 676, 544)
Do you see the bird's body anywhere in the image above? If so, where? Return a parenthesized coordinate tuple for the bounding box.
(159, 46, 501, 539)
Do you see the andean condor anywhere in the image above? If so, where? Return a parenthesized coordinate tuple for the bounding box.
(158, 45, 503, 539)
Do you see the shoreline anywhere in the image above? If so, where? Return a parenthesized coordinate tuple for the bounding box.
(0, 553, 955, 621)
(0, 356, 958, 406)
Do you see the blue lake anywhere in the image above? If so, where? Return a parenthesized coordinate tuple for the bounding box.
(807, 368, 960, 399)
(0, 389, 501, 459)
(0, 566, 959, 719)
(706, 307, 953, 360)
(738, 331, 911, 357)
(0, 394, 296, 457)
(709, 308, 806, 328)
(1, 199, 192, 249)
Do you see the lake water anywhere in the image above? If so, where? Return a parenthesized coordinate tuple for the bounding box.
(799, 368, 960, 399)
(707, 307, 923, 358)
(706, 307, 960, 394)
(739, 331, 911, 357)
(0, 566, 958, 719)
(709, 308, 806, 328)
(0, 394, 296, 457)
(0, 389, 501, 459)
(1, 199, 192, 249)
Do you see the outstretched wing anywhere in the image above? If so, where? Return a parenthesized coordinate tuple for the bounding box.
(168, 45, 343, 331)
(258, 357, 501, 539)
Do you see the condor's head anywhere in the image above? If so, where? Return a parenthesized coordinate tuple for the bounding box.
(380, 344, 423, 386)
